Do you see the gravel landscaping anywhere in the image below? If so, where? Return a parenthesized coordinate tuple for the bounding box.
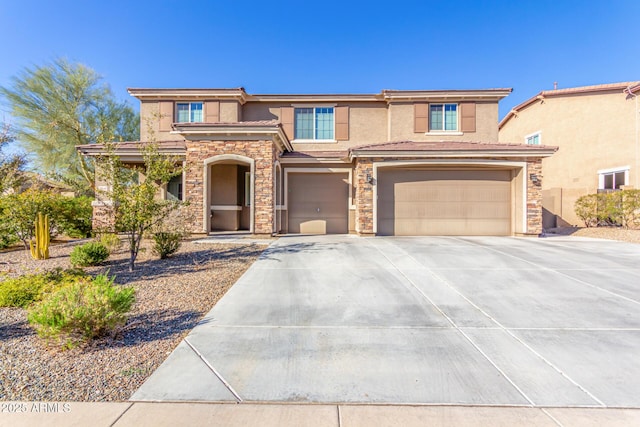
(0, 238, 267, 401)
(545, 226, 640, 244)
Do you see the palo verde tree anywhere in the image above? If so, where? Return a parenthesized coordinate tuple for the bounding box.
(0, 58, 139, 191)
(96, 141, 183, 272)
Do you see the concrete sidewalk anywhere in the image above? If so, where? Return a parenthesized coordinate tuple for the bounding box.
(3, 402, 640, 427)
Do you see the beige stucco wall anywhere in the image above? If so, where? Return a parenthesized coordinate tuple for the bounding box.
(499, 91, 638, 226)
(243, 102, 388, 149)
(220, 100, 241, 122)
(139, 101, 185, 142)
(388, 102, 499, 142)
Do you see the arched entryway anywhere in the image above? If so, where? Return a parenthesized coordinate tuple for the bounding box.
(203, 154, 255, 233)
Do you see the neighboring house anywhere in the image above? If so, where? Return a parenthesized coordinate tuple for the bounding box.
(78, 87, 556, 236)
(499, 82, 640, 228)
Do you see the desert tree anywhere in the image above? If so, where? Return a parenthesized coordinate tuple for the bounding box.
(0, 58, 139, 191)
(96, 140, 184, 272)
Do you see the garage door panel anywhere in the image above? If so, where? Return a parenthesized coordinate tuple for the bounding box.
(378, 169, 512, 236)
(288, 173, 349, 234)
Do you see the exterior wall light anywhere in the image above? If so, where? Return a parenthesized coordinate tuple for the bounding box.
(366, 173, 373, 184)
(530, 174, 540, 183)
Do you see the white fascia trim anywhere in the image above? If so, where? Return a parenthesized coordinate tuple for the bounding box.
(284, 167, 354, 210)
(371, 159, 528, 235)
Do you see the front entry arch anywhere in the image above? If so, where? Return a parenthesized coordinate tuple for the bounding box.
(203, 154, 255, 233)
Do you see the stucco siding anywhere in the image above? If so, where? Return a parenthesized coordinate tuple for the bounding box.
(499, 91, 638, 226)
(389, 102, 498, 142)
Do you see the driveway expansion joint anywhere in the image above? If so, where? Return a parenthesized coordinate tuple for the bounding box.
(184, 337, 243, 403)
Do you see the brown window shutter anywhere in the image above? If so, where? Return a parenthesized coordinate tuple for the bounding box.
(205, 101, 220, 122)
(159, 101, 173, 131)
(460, 102, 476, 132)
(414, 104, 428, 133)
(280, 106, 294, 140)
(335, 106, 349, 140)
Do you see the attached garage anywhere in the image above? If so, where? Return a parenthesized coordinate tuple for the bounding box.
(287, 172, 349, 234)
(377, 168, 512, 236)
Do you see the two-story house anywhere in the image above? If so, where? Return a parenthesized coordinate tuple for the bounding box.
(499, 82, 640, 228)
(78, 87, 556, 236)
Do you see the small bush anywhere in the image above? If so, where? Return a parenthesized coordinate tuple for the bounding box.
(70, 242, 110, 267)
(152, 232, 182, 259)
(56, 196, 93, 238)
(27, 274, 135, 349)
(575, 194, 598, 227)
(99, 233, 122, 254)
(0, 268, 87, 308)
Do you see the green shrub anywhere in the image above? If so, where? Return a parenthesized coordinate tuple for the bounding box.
(0, 268, 87, 308)
(27, 274, 135, 349)
(1, 189, 60, 247)
(620, 189, 640, 229)
(152, 232, 182, 259)
(575, 194, 598, 227)
(99, 233, 122, 254)
(70, 242, 110, 267)
(56, 196, 93, 238)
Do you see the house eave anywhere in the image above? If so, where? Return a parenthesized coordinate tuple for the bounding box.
(382, 88, 513, 102)
(128, 88, 248, 104)
(171, 124, 293, 152)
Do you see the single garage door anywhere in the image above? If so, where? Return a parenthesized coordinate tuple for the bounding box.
(288, 173, 349, 234)
(378, 169, 512, 236)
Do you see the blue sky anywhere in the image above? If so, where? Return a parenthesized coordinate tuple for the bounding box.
(1, 0, 639, 125)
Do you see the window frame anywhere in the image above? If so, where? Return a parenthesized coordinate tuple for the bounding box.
(598, 166, 629, 190)
(292, 105, 336, 142)
(175, 102, 204, 123)
(525, 131, 542, 145)
(428, 103, 459, 133)
(166, 172, 184, 201)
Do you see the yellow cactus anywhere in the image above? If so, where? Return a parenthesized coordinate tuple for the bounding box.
(29, 212, 50, 260)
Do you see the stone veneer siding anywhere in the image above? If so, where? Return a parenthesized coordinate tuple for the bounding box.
(184, 140, 277, 235)
(526, 158, 543, 235)
(354, 156, 546, 236)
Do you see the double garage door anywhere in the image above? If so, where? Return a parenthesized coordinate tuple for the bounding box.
(377, 169, 512, 236)
(286, 169, 512, 236)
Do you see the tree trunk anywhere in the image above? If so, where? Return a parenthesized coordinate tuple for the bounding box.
(129, 249, 136, 272)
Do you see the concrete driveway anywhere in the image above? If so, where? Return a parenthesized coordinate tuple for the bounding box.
(132, 235, 640, 407)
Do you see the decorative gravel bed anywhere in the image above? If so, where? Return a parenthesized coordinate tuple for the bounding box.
(545, 226, 640, 244)
(0, 239, 267, 401)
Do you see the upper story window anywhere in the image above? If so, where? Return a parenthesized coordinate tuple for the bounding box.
(598, 167, 629, 190)
(525, 131, 541, 145)
(176, 102, 203, 123)
(429, 104, 458, 131)
(294, 107, 334, 140)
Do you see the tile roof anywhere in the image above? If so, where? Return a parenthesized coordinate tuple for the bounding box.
(538, 81, 640, 97)
(500, 81, 640, 128)
(76, 140, 186, 155)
